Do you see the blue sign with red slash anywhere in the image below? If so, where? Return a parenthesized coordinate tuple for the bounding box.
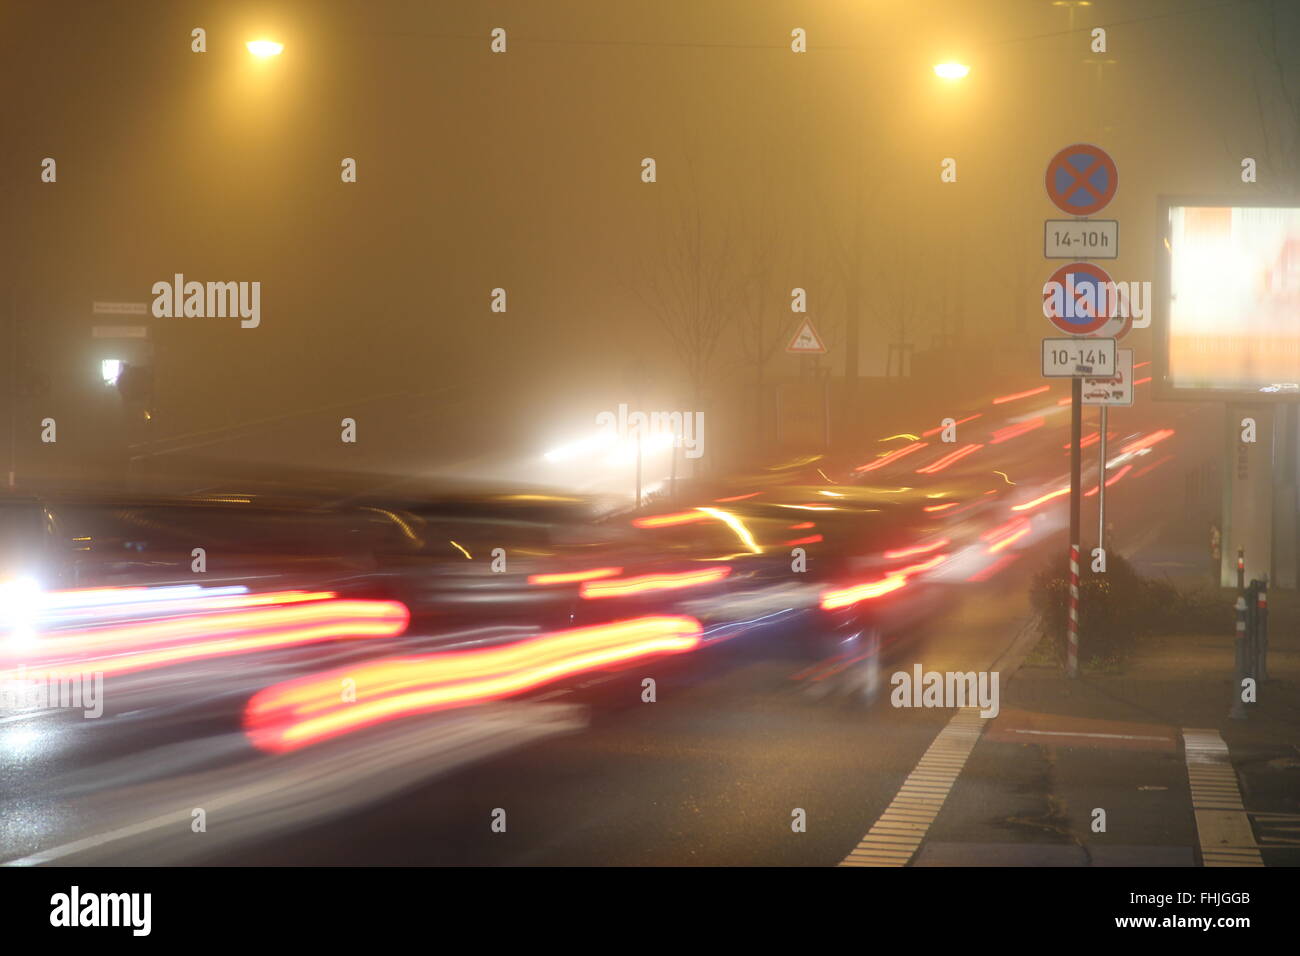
(1045, 143, 1117, 216)
(1042, 262, 1120, 335)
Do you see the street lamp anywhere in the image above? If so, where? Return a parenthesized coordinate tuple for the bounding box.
(1052, 0, 1093, 32)
(933, 62, 970, 80)
(246, 39, 284, 58)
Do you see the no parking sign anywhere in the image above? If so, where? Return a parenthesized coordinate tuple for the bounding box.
(1045, 143, 1118, 216)
(1042, 262, 1131, 338)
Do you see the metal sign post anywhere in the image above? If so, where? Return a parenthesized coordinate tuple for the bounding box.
(1044, 340, 1110, 680)
(623, 359, 651, 510)
(1068, 377, 1082, 679)
(635, 431, 643, 510)
(1042, 340, 1118, 682)
(1085, 347, 1138, 554)
(1098, 405, 1108, 552)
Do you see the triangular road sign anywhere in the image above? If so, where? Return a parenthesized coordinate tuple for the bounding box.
(785, 318, 827, 354)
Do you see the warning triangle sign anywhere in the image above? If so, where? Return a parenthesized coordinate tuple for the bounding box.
(785, 318, 827, 354)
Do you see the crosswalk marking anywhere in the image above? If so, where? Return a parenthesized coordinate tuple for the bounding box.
(840, 719, 1270, 868)
(1250, 812, 1300, 846)
(1182, 728, 1264, 867)
(838, 708, 987, 867)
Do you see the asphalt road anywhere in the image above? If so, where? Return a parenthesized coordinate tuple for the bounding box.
(9, 556, 1039, 866)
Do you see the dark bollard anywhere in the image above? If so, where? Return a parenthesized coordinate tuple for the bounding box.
(1256, 580, 1269, 683)
(1230, 595, 1248, 720)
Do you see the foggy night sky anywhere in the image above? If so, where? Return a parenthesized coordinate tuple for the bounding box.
(1, 0, 1295, 460)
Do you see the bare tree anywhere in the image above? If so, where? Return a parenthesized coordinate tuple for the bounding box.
(734, 218, 786, 364)
(635, 181, 741, 411)
(729, 217, 842, 444)
(869, 225, 931, 371)
(733, 219, 786, 440)
(822, 190, 928, 377)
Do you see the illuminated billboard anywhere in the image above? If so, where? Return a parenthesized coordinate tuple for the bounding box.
(1157, 200, 1300, 399)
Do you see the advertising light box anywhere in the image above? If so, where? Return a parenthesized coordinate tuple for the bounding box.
(1158, 200, 1300, 400)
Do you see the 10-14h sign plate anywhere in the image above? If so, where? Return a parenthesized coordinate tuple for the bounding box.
(1041, 337, 1116, 378)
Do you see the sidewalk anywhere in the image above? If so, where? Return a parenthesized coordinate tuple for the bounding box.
(913, 588, 1300, 866)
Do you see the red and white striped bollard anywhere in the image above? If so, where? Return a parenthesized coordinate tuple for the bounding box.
(1067, 543, 1080, 678)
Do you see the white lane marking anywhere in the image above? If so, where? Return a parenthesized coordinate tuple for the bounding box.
(838, 708, 986, 867)
(1182, 728, 1264, 867)
(1008, 729, 1169, 742)
(529, 688, 573, 701)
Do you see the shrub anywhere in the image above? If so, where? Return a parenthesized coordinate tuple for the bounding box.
(1029, 551, 1232, 669)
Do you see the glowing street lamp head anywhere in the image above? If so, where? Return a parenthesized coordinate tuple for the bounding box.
(933, 62, 970, 80)
(246, 39, 284, 58)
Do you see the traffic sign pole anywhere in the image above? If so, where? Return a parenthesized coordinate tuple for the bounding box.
(1098, 404, 1108, 552)
(1043, 142, 1119, 682)
(1068, 376, 1082, 679)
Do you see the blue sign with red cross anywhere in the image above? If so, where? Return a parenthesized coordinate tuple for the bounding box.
(1045, 144, 1118, 216)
